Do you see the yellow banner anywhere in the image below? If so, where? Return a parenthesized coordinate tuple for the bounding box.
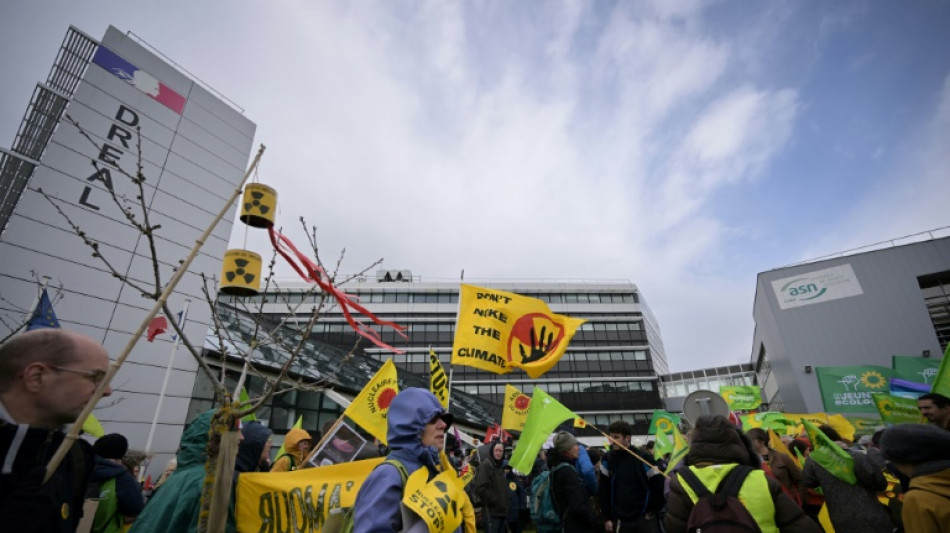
(402, 466, 469, 533)
(782, 413, 856, 443)
(451, 285, 585, 378)
(768, 429, 800, 469)
(501, 384, 531, 431)
(429, 349, 449, 409)
(236, 457, 384, 533)
(344, 359, 399, 444)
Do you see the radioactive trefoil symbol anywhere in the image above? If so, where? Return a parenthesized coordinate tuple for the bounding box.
(225, 258, 256, 284)
(244, 191, 270, 215)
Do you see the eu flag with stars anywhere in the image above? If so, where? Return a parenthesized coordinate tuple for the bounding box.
(26, 289, 61, 330)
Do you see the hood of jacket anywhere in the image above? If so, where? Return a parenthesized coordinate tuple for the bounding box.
(477, 440, 505, 468)
(235, 421, 272, 473)
(686, 415, 760, 468)
(387, 388, 450, 468)
(91, 455, 129, 482)
(282, 428, 312, 461)
(176, 410, 214, 469)
(912, 460, 950, 488)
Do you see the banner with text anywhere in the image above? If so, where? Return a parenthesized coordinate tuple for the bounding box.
(236, 457, 384, 533)
(719, 385, 762, 410)
(872, 392, 926, 426)
(501, 384, 531, 431)
(816, 365, 892, 413)
(451, 285, 585, 378)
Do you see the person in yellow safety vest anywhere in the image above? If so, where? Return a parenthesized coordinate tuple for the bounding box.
(664, 415, 820, 533)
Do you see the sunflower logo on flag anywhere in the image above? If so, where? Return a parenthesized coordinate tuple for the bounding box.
(507, 313, 567, 365)
(860, 370, 887, 389)
(655, 417, 675, 434)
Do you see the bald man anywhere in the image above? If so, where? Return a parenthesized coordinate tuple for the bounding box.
(0, 329, 113, 533)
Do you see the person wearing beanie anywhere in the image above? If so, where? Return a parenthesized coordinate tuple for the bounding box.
(89, 433, 145, 533)
(474, 439, 509, 533)
(664, 415, 819, 533)
(881, 423, 950, 533)
(548, 430, 600, 533)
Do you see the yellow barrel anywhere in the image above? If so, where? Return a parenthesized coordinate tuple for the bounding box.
(219, 249, 262, 296)
(239, 183, 277, 228)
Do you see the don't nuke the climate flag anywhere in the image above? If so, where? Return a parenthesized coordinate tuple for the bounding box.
(451, 285, 585, 379)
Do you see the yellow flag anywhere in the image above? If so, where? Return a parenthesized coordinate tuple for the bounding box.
(768, 429, 800, 469)
(451, 285, 585, 378)
(402, 466, 469, 533)
(344, 359, 399, 444)
(501, 384, 532, 431)
(664, 426, 689, 475)
(429, 349, 449, 409)
(574, 417, 588, 429)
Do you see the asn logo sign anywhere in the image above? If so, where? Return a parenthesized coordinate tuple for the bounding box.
(771, 263, 864, 310)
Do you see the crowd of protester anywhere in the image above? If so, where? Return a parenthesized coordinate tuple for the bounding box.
(2, 329, 949, 532)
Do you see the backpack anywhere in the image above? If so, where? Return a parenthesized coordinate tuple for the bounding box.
(530, 463, 572, 533)
(330, 459, 409, 533)
(676, 465, 762, 533)
(275, 453, 297, 471)
(86, 477, 123, 533)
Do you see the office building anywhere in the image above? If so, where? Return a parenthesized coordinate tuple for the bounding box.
(0, 25, 256, 465)
(750, 234, 950, 413)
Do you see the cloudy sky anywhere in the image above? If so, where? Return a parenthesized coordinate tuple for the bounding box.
(2, 1, 949, 372)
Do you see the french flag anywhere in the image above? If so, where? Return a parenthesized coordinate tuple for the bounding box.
(92, 45, 187, 115)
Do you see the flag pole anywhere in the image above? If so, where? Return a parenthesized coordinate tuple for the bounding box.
(44, 144, 266, 482)
(587, 422, 669, 478)
(144, 299, 191, 458)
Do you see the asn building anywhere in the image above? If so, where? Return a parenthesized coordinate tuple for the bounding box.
(222, 274, 669, 438)
(751, 234, 950, 413)
(0, 25, 256, 464)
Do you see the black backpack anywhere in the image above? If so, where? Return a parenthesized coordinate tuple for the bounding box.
(677, 465, 763, 533)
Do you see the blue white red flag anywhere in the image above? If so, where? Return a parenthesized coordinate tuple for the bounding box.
(92, 45, 186, 114)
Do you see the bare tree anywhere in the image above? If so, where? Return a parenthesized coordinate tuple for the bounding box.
(36, 117, 393, 533)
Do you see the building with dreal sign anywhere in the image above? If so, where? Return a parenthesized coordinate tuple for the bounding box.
(0, 25, 256, 469)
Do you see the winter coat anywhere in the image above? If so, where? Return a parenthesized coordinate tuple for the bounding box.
(129, 411, 229, 533)
(575, 445, 597, 495)
(802, 451, 891, 533)
(598, 445, 656, 521)
(664, 415, 818, 533)
(353, 388, 462, 533)
(90, 455, 146, 521)
(0, 419, 94, 533)
(549, 450, 600, 533)
(902, 459, 950, 533)
(270, 427, 311, 472)
(474, 441, 509, 518)
(504, 470, 527, 522)
(235, 421, 272, 474)
(763, 448, 803, 503)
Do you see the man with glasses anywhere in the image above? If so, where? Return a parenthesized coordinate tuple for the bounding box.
(0, 328, 112, 532)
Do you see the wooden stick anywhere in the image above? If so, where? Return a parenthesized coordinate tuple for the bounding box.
(586, 422, 669, 478)
(44, 145, 266, 482)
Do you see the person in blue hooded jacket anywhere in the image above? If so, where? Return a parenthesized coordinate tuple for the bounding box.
(352, 388, 457, 533)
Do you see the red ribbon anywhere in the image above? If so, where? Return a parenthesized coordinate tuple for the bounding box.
(268, 227, 407, 353)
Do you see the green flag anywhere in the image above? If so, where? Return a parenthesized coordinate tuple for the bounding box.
(239, 388, 258, 422)
(891, 355, 941, 385)
(82, 413, 106, 438)
(720, 385, 762, 410)
(815, 365, 893, 413)
(647, 410, 681, 435)
(664, 427, 689, 475)
(654, 427, 673, 460)
(872, 392, 926, 425)
(842, 414, 885, 434)
(508, 389, 577, 473)
(931, 343, 950, 397)
(738, 412, 797, 434)
(802, 419, 855, 484)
